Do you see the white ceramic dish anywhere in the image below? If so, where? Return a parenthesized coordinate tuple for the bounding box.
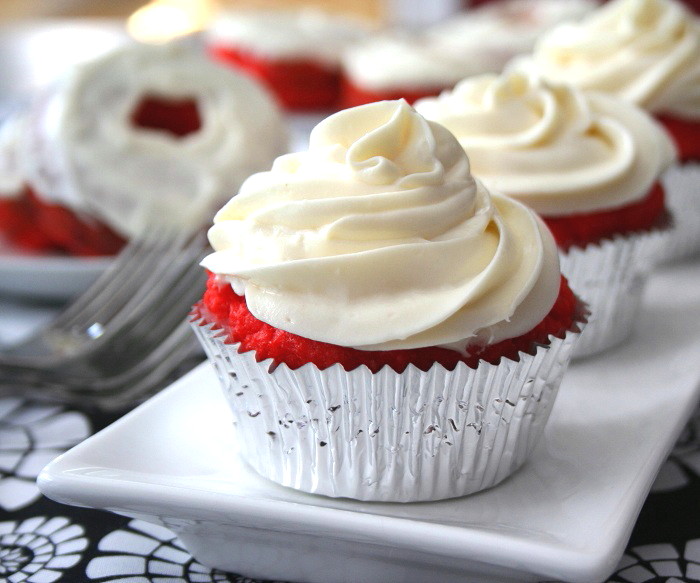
(38, 261, 700, 583)
(0, 243, 112, 301)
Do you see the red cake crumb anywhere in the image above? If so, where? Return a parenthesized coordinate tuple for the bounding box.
(197, 273, 580, 373)
(209, 45, 341, 110)
(339, 77, 446, 109)
(656, 115, 700, 162)
(543, 182, 667, 252)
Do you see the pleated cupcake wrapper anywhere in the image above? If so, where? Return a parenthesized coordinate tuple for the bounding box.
(659, 162, 700, 263)
(560, 226, 669, 359)
(191, 314, 584, 502)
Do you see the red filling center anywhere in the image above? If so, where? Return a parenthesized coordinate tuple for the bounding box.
(130, 95, 202, 138)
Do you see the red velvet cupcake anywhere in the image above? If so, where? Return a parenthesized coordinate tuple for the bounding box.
(525, 0, 700, 261)
(206, 9, 370, 111)
(339, 32, 480, 109)
(191, 100, 586, 502)
(2, 42, 287, 257)
(655, 115, 700, 261)
(416, 70, 674, 358)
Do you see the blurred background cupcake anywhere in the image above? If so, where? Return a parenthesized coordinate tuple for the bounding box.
(523, 0, 700, 262)
(192, 99, 586, 502)
(339, 30, 481, 108)
(0, 41, 287, 256)
(416, 70, 675, 358)
(206, 8, 372, 111)
(426, 0, 596, 77)
(339, 0, 595, 108)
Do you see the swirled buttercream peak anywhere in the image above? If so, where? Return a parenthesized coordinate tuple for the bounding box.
(415, 70, 675, 215)
(202, 100, 561, 352)
(528, 0, 700, 117)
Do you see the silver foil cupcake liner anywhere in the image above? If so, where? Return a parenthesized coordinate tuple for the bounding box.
(659, 162, 700, 263)
(560, 227, 669, 359)
(191, 312, 585, 502)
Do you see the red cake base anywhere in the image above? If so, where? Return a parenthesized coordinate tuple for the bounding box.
(657, 114, 700, 162)
(209, 45, 341, 111)
(198, 273, 580, 373)
(543, 182, 667, 252)
(0, 193, 57, 252)
(0, 188, 125, 256)
(339, 77, 447, 109)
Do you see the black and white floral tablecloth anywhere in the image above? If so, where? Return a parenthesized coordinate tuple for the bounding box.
(1, 386, 699, 583)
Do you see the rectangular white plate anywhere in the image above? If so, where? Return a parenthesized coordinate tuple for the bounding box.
(38, 261, 700, 583)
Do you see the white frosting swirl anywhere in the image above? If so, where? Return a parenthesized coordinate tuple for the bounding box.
(21, 42, 288, 239)
(202, 100, 561, 352)
(528, 0, 700, 118)
(207, 9, 370, 65)
(415, 71, 676, 216)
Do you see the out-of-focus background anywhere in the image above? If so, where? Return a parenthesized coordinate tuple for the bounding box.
(0, 0, 471, 25)
(0, 0, 473, 112)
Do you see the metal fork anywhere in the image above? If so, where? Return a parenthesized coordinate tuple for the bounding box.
(0, 319, 203, 410)
(0, 229, 208, 375)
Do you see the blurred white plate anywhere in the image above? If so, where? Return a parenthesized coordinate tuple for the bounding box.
(0, 243, 111, 301)
(39, 261, 700, 583)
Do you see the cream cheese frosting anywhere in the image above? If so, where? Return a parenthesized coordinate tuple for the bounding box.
(21, 42, 288, 239)
(527, 0, 700, 118)
(415, 70, 676, 216)
(341, 32, 485, 92)
(202, 100, 561, 352)
(207, 9, 371, 66)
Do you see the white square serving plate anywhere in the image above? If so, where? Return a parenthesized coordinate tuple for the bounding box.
(38, 261, 700, 583)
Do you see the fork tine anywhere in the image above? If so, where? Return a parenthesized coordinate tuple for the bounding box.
(72, 232, 207, 343)
(0, 235, 207, 375)
(54, 227, 187, 331)
(74, 267, 206, 377)
(1, 259, 203, 380)
(50, 231, 165, 328)
(111, 265, 206, 348)
(0, 319, 202, 409)
(0, 226, 207, 371)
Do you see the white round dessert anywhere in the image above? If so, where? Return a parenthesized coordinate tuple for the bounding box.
(20, 41, 288, 240)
